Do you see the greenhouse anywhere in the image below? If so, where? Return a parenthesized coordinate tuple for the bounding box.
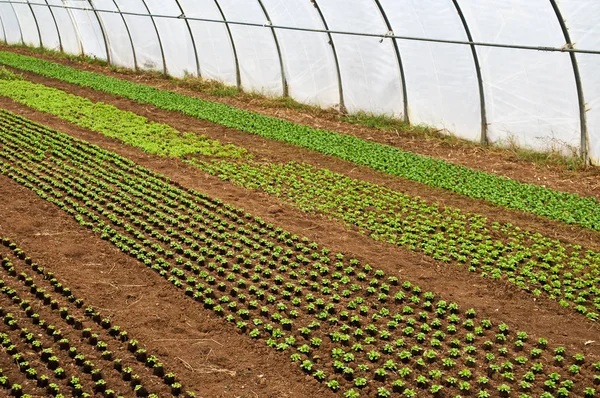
(0, 0, 598, 163)
(0, 2, 598, 397)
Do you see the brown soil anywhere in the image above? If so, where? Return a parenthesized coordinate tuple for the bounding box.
(4, 74, 599, 256)
(0, 174, 335, 398)
(0, 247, 176, 397)
(0, 98, 598, 369)
(2, 45, 599, 201)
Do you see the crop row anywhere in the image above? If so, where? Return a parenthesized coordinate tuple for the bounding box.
(1, 71, 598, 322)
(0, 237, 195, 397)
(190, 158, 600, 321)
(0, 51, 598, 232)
(0, 67, 246, 159)
(0, 110, 598, 397)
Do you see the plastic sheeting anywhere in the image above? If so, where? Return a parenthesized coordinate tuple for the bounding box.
(113, 0, 163, 72)
(217, 0, 283, 96)
(144, 0, 198, 78)
(381, 0, 481, 140)
(0, 3, 22, 45)
(316, 0, 403, 115)
(64, 0, 106, 60)
(46, 0, 81, 55)
(261, 0, 339, 107)
(559, 0, 600, 164)
(460, 0, 580, 155)
(178, 0, 237, 86)
(11, 2, 39, 47)
(28, 1, 61, 51)
(0, 0, 599, 164)
(93, 0, 135, 69)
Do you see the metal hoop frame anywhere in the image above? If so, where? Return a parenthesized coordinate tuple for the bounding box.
(373, 0, 409, 124)
(256, 0, 287, 96)
(311, 0, 345, 113)
(548, 0, 589, 163)
(0, 0, 595, 162)
(452, 0, 489, 146)
(173, 0, 201, 77)
(212, 0, 241, 89)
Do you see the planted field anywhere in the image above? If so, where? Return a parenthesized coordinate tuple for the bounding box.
(0, 48, 598, 397)
(0, 68, 598, 322)
(1, 52, 599, 231)
(0, 238, 195, 398)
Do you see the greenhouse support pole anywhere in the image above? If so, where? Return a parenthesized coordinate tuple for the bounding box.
(549, 0, 589, 163)
(311, 0, 345, 113)
(86, 0, 110, 63)
(138, 0, 166, 74)
(63, 2, 84, 56)
(452, 0, 488, 146)
(256, 0, 288, 96)
(8, 2, 24, 44)
(373, 0, 409, 124)
(212, 0, 241, 89)
(25, 0, 43, 48)
(42, 0, 63, 51)
(173, 0, 201, 77)
(87, 0, 111, 64)
(109, 0, 138, 70)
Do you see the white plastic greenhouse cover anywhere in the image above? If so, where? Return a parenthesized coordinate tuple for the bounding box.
(0, 0, 599, 165)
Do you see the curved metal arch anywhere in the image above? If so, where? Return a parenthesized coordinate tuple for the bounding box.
(108, 0, 138, 70)
(373, 0, 409, 124)
(549, 0, 589, 163)
(25, 0, 43, 48)
(41, 0, 64, 51)
(136, 0, 166, 74)
(212, 0, 241, 89)
(256, 0, 288, 96)
(85, 0, 111, 63)
(172, 0, 201, 77)
(61, 2, 85, 55)
(451, 0, 488, 146)
(7, 1, 24, 44)
(310, 0, 345, 113)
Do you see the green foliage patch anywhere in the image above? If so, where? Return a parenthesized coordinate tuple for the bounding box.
(0, 66, 22, 81)
(0, 77, 247, 159)
(191, 158, 600, 320)
(1, 51, 599, 231)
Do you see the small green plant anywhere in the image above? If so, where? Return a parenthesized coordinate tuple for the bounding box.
(0, 67, 23, 81)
